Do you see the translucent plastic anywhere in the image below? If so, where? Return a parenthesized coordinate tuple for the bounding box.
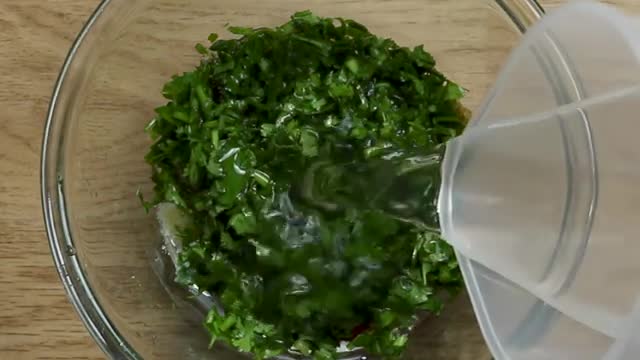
(439, 2, 640, 359)
(41, 0, 542, 359)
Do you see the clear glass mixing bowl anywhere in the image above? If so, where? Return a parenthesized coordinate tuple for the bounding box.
(41, 0, 543, 359)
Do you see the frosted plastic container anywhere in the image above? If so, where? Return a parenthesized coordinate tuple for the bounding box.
(438, 2, 640, 359)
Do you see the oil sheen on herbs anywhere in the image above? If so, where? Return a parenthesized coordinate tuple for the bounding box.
(143, 10, 467, 360)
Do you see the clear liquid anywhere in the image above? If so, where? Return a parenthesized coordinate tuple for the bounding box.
(290, 145, 446, 233)
(151, 144, 448, 358)
(155, 108, 626, 351)
(154, 202, 369, 358)
(155, 125, 624, 346)
(296, 120, 625, 340)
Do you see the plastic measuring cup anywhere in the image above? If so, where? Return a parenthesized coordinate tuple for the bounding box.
(438, 2, 640, 359)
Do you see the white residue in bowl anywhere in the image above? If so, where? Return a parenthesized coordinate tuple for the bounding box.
(156, 202, 189, 265)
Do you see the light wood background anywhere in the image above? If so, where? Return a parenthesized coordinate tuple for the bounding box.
(0, 0, 635, 359)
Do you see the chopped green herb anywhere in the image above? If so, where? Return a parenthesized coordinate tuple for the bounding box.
(144, 10, 467, 360)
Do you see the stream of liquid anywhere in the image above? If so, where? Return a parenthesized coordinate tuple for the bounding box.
(289, 145, 445, 232)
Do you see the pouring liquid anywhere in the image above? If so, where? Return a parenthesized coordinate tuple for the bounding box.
(300, 87, 636, 340)
(290, 145, 445, 233)
(158, 83, 636, 348)
(436, 85, 640, 340)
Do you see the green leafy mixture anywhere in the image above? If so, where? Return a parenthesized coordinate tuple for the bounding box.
(144, 11, 467, 360)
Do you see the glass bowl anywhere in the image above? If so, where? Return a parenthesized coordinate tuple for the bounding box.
(41, 0, 543, 359)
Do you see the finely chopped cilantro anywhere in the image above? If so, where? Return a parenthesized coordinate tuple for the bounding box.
(143, 10, 467, 360)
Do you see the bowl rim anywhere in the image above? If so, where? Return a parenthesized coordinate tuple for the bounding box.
(40, 1, 544, 359)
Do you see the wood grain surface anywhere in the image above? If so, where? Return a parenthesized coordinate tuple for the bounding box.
(0, 0, 632, 359)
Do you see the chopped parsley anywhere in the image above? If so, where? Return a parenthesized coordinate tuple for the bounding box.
(144, 10, 467, 360)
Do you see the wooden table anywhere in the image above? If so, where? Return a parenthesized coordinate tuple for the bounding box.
(0, 0, 632, 359)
